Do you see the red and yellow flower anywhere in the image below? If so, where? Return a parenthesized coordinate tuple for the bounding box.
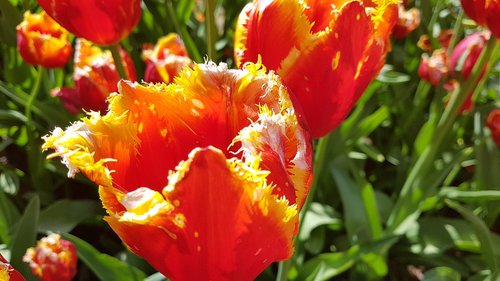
(142, 34, 193, 84)
(43, 62, 313, 280)
(0, 254, 25, 281)
(392, 4, 421, 39)
(74, 39, 137, 112)
(37, 0, 142, 45)
(418, 49, 449, 86)
(460, 0, 500, 38)
(23, 234, 77, 281)
(487, 108, 500, 145)
(16, 11, 72, 68)
(234, 0, 398, 138)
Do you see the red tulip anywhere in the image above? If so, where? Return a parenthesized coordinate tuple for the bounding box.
(418, 49, 449, 86)
(487, 108, 500, 145)
(0, 254, 25, 281)
(51, 87, 82, 115)
(23, 234, 77, 281)
(234, 0, 399, 138)
(37, 0, 142, 45)
(43, 62, 313, 280)
(449, 32, 489, 112)
(460, 0, 500, 38)
(16, 11, 72, 68)
(417, 29, 454, 52)
(392, 4, 421, 39)
(142, 34, 193, 84)
(74, 39, 137, 112)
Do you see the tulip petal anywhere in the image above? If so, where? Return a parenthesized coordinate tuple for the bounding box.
(234, 0, 311, 69)
(279, 1, 386, 138)
(102, 146, 297, 281)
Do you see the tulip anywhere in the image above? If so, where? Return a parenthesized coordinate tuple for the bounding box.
(37, 0, 142, 45)
(460, 0, 500, 38)
(142, 34, 193, 84)
(43, 62, 313, 281)
(51, 87, 82, 115)
(417, 29, 453, 52)
(449, 32, 489, 112)
(487, 108, 500, 145)
(418, 49, 449, 86)
(0, 254, 25, 281)
(23, 234, 77, 281)
(74, 39, 137, 112)
(234, 0, 398, 138)
(392, 4, 421, 39)
(16, 11, 72, 68)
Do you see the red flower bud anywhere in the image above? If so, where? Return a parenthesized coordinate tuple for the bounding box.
(392, 4, 421, 39)
(418, 49, 449, 86)
(487, 108, 500, 145)
(16, 11, 72, 68)
(37, 0, 142, 45)
(23, 234, 77, 281)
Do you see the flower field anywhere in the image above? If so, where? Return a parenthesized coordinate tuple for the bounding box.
(0, 0, 499, 280)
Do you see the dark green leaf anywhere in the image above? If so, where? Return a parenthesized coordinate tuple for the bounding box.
(38, 200, 103, 233)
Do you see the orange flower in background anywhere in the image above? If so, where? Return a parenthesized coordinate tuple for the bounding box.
(23, 234, 77, 281)
(417, 29, 453, 52)
(0, 254, 25, 281)
(234, 0, 398, 138)
(460, 0, 500, 38)
(392, 4, 421, 39)
(142, 34, 193, 84)
(16, 11, 72, 68)
(487, 108, 500, 145)
(449, 31, 489, 112)
(37, 0, 142, 45)
(43, 62, 313, 280)
(418, 49, 449, 86)
(74, 39, 137, 112)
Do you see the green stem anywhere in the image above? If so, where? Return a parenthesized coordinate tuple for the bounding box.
(165, 0, 203, 62)
(276, 133, 332, 281)
(447, 10, 464, 54)
(387, 37, 499, 233)
(205, 0, 217, 60)
(109, 44, 128, 80)
(25, 66, 44, 186)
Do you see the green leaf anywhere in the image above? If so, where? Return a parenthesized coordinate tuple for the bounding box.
(423, 267, 461, 281)
(446, 200, 499, 273)
(0, 169, 20, 195)
(298, 202, 343, 241)
(144, 272, 168, 281)
(9, 195, 39, 281)
(298, 246, 360, 281)
(176, 0, 195, 22)
(38, 200, 103, 233)
(376, 65, 411, 84)
(62, 233, 147, 281)
(0, 190, 20, 243)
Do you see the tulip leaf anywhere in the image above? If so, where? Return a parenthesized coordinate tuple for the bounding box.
(423, 267, 461, 281)
(9, 195, 39, 281)
(176, 0, 195, 22)
(0, 190, 20, 243)
(38, 200, 103, 233)
(62, 233, 147, 281)
(298, 202, 343, 241)
(144, 272, 168, 281)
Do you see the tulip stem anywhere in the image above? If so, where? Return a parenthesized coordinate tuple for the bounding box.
(109, 44, 128, 80)
(387, 36, 499, 233)
(205, 0, 217, 60)
(276, 133, 332, 281)
(447, 10, 464, 54)
(25, 66, 44, 187)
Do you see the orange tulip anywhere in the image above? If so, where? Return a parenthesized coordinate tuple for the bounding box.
(487, 108, 500, 145)
(234, 0, 398, 138)
(392, 4, 421, 39)
(16, 11, 72, 68)
(23, 234, 77, 281)
(460, 0, 500, 38)
(74, 39, 137, 112)
(0, 254, 25, 281)
(43, 62, 313, 281)
(37, 0, 142, 45)
(142, 34, 193, 84)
